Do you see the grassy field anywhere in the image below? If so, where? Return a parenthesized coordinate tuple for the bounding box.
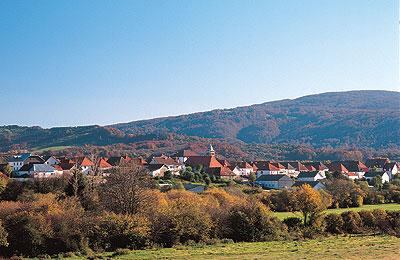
(32, 146, 71, 153)
(71, 235, 400, 259)
(273, 203, 400, 220)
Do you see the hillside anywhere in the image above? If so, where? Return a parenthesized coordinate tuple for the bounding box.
(112, 90, 400, 148)
(0, 90, 399, 156)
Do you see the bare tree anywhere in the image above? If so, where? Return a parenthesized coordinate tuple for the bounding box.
(99, 161, 155, 215)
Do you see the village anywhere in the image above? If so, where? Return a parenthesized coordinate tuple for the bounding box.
(0, 145, 398, 192)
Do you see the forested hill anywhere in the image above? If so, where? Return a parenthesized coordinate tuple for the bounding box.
(0, 90, 399, 152)
(112, 90, 400, 148)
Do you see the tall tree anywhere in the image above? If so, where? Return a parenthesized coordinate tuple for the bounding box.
(65, 168, 87, 198)
(293, 184, 325, 226)
(99, 162, 155, 215)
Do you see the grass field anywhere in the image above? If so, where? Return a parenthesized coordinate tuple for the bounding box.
(32, 146, 71, 153)
(273, 203, 400, 220)
(72, 235, 400, 259)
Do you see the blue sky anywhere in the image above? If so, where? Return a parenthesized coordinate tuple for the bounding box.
(0, 0, 398, 127)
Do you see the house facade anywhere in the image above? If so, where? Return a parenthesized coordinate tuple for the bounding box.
(255, 174, 294, 189)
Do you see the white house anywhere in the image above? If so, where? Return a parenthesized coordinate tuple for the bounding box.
(364, 171, 390, 184)
(255, 174, 294, 189)
(384, 163, 399, 180)
(44, 156, 60, 166)
(17, 163, 62, 178)
(8, 153, 31, 171)
(254, 162, 281, 177)
(297, 171, 326, 182)
(149, 155, 183, 175)
(173, 150, 199, 164)
(146, 164, 168, 177)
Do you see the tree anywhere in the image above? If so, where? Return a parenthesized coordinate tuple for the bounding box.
(65, 168, 87, 198)
(1, 165, 12, 177)
(0, 176, 8, 196)
(248, 172, 256, 186)
(373, 176, 383, 191)
(325, 179, 365, 208)
(293, 184, 325, 226)
(163, 170, 173, 180)
(0, 220, 8, 247)
(99, 162, 155, 215)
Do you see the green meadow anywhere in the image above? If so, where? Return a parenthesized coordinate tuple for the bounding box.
(66, 235, 399, 259)
(273, 203, 400, 220)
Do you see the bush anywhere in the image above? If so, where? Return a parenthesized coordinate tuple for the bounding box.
(226, 201, 286, 242)
(341, 211, 363, 234)
(87, 212, 150, 251)
(151, 190, 213, 247)
(387, 211, 400, 235)
(0, 220, 8, 247)
(358, 210, 376, 231)
(372, 209, 392, 234)
(325, 213, 344, 234)
(283, 217, 303, 231)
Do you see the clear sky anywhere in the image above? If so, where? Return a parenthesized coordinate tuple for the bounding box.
(0, 0, 398, 127)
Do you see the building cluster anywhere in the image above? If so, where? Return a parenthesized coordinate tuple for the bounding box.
(0, 145, 398, 190)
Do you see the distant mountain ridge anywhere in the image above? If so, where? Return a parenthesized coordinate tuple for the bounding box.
(0, 90, 399, 152)
(111, 90, 400, 148)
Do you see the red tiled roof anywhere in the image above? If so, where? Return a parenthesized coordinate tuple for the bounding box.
(236, 161, 253, 169)
(98, 158, 112, 169)
(76, 157, 95, 167)
(305, 165, 317, 171)
(218, 159, 231, 167)
(208, 166, 235, 177)
(132, 157, 147, 166)
(255, 161, 280, 171)
(185, 156, 223, 168)
(327, 162, 349, 173)
(150, 156, 180, 165)
(287, 162, 308, 171)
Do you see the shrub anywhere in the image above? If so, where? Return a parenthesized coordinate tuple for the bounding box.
(372, 209, 392, 234)
(151, 190, 213, 247)
(341, 211, 363, 234)
(87, 212, 150, 251)
(387, 211, 400, 236)
(0, 220, 8, 248)
(226, 201, 286, 242)
(283, 217, 303, 231)
(358, 210, 376, 231)
(324, 213, 344, 234)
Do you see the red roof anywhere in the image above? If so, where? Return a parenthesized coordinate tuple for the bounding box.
(208, 166, 235, 177)
(218, 159, 231, 167)
(76, 157, 95, 167)
(236, 161, 253, 169)
(327, 162, 349, 173)
(98, 158, 112, 169)
(150, 156, 180, 165)
(254, 161, 280, 171)
(305, 165, 317, 171)
(132, 157, 147, 166)
(185, 156, 223, 168)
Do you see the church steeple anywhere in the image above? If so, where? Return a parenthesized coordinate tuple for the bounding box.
(209, 144, 215, 157)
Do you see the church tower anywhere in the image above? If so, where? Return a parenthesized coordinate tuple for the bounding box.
(209, 144, 215, 157)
